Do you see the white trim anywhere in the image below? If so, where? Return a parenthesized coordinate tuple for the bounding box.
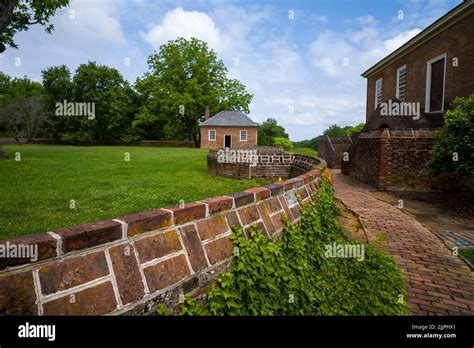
(375, 77, 383, 109)
(425, 53, 447, 113)
(208, 129, 216, 141)
(240, 130, 248, 142)
(396, 64, 406, 101)
(223, 134, 232, 148)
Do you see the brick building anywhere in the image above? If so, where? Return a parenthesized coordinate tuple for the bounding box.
(342, 0, 474, 190)
(199, 108, 258, 149)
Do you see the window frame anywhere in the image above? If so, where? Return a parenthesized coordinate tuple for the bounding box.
(208, 129, 216, 141)
(425, 53, 447, 113)
(240, 130, 248, 142)
(375, 77, 383, 108)
(396, 65, 407, 101)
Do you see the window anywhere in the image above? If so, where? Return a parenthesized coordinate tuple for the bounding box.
(240, 130, 247, 141)
(396, 65, 406, 101)
(375, 78, 383, 108)
(425, 54, 446, 113)
(209, 129, 216, 141)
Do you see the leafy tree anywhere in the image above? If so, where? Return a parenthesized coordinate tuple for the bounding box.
(293, 137, 319, 150)
(0, 0, 70, 53)
(257, 118, 288, 146)
(323, 124, 346, 137)
(428, 94, 474, 178)
(135, 37, 253, 145)
(345, 122, 365, 135)
(273, 137, 293, 151)
(70, 61, 137, 141)
(41, 65, 74, 139)
(0, 74, 46, 141)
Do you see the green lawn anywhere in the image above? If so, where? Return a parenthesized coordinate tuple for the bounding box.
(0, 145, 270, 239)
(292, 147, 318, 157)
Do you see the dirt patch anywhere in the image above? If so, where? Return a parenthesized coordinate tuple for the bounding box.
(335, 200, 368, 244)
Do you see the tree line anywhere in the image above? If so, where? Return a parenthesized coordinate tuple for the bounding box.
(0, 38, 253, 146)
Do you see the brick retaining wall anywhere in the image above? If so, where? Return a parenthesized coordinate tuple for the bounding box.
(0, 156, 326, 315)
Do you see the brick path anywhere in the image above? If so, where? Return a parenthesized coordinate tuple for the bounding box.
(331, 170, 474, 315)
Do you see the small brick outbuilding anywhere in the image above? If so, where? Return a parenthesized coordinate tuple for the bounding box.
(199, 108, 258, 149)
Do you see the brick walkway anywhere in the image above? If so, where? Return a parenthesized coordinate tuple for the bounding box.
(331, 170, 474, 315)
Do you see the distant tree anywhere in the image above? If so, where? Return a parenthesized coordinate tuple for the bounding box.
(345, 122, 365, 135)
(323, 124, 346, 137)
(0, 74, 46, 141)
(273, 137, 293, 151)
(71, 61, 136, 141)
(258, 118, 288, 146)
(135, 37, 253, 145)
(0, 0, 70, 53)
(293, 136, 319, 150)
(41, 65, 74, 139)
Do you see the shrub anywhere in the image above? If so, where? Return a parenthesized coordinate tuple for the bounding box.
(273, 137, 293, 151)
(428, 94, 474, 178)
(180, 174, 409, 315)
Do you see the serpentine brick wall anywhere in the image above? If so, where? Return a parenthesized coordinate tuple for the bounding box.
(0, 155, 326, 316)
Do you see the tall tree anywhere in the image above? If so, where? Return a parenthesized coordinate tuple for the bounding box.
(257, 118, 288, 146)
(135, 37, 253, 145)
(71, 61, 136, 141)
(0, 0, 70, 53)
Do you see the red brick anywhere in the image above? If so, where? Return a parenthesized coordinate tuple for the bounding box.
(0, 232, 57, 270)
(279, 196, 295, 221)
(120, 209, 172, 237)
(56, 220, 122, 252)
(245, 187, 271, 201)
(205, 237, 233, 264)
(225, 211, 242, 230)
(199, 196, 233, 214)
(108, 243, 145, 305)
(271, 213, 286, 232)
(263, 197, 283, 214)
(0, 271, 38, 315)
(263, 183, 284, 196)
(275, 180, 294, 191)
(227, 191, 254, 207)
(237, 205, 260, 225)
(167, 203, 206, 225)
(244, 221, 268, 237)
(134, 230, 181, 263)
(257, 204, 275, 235)
(196, 215, 229, 241)
(39, 251, 109, 295)
(143, 255, 191, 292)
(43, 281, 117, 315)
(180, 225, 208, 272)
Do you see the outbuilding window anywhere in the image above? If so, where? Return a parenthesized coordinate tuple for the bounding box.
(240, 130, 247, 141)
(209, 129, 216, 141)
(375, 78, 383, 107)
(396, 65, 406, 101)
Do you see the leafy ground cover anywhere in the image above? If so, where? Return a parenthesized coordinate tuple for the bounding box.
(179, 173, 409, 315)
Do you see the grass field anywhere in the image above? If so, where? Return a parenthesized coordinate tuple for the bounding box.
(292, 147, 318, 157)
(0, 145, 271, 239)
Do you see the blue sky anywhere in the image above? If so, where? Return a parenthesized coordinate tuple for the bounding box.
(0, 0, 461, 141)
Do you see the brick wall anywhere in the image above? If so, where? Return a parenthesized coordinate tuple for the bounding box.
(200, 126, 258, 149)
(342, 129, 436, 190)
(0, 156, 326, 315)
(365, 11, 474, 120)
(207, 149, 321, 179)
(317, 136, 353, 169)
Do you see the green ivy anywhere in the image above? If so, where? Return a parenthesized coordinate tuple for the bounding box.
(180, 176, 410, 315)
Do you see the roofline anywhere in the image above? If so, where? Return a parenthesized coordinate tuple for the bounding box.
(199, 124, 258, 127)
(361, 0, 473, 78)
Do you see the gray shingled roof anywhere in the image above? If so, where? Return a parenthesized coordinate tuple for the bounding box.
(199, 110, 258, 127)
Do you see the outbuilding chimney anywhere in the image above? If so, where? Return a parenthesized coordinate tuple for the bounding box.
(204, 106, 210, 120)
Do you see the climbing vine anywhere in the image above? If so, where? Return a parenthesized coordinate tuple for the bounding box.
(179, 173, 409, 315)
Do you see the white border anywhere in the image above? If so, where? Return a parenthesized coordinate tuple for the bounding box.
(425, 53, 446, 113)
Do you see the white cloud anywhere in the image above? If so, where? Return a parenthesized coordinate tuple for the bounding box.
(140, 7, 225, 52)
